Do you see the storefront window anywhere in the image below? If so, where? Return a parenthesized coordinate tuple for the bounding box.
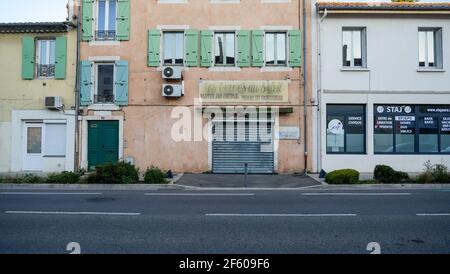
(374, 105, 450, 154)
(326, 105, 365, 154)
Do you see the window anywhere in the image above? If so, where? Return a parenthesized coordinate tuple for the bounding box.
(418, 28, 443, 68)
(36, 39, 56, 78)
(342, 28, 366, 68)
(27, 127, 42, 154)
(163, 32, 184, 65)
(96, 0, 117, 40)
(374, 105, 450, 154)
(265, 32, 287, 66)
(214, 32, 235, 66)
(44, 123, 66, 156)
(95, 63, 115, 104)
(326, 105, 366, 154)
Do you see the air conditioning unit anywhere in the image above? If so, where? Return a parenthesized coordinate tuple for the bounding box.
(162, 82, 184, 98)
(45, 96, 63, 109)
(162, 66, 182, 80)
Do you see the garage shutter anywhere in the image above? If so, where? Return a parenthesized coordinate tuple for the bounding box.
(212, 121, 274, 174)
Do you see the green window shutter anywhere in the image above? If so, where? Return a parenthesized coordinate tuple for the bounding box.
(185, 29, 199, 67)
(236, 30, 250, 67)
(55, 36, 67, 80)
(114, 60, 129, 106)
(22, 36, 35, 80)
(148, 29, 161, 67)
(289, 30, 302, 67)
(80, 60, 93, 106)
(81, 0, 93, 41)
(251, 30, 264, 67)
(116, 0, 130, 41)
(200, 30, 213, 67)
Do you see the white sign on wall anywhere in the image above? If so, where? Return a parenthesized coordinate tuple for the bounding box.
(277, 127, 300, 140)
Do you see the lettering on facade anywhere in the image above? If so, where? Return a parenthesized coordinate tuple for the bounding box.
(199, 80, 289, 103)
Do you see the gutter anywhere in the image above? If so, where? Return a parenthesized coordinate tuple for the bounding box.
(316, 8, 328, 174)
(302, 0, 308, 174)
(74, 3, 81, 172)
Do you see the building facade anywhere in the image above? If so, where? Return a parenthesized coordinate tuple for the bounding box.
(0, 22, 77, 173)
(78, 0, 312, 174)
(311, 2, 450, 173)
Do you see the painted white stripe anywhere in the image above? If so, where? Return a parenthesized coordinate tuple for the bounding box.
(416, 213, 450, 216)
(0, 192, 103, 195)
(5, 211, 141, 216)
(302, 193, 411, 196)
(145, 193, 255, 196)
(206, 213, 357, 217)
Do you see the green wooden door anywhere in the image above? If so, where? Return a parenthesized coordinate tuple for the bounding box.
(88, 121, 119, 170)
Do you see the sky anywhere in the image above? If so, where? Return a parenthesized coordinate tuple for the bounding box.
(0, 0, 449, 23)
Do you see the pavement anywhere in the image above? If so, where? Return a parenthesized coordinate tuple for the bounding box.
(176, 173, 319, 188)
(1, 184, 450, 254)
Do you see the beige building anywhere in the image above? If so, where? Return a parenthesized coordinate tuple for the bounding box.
(0, 22, 77, 173)
(78, 0, 312, 174)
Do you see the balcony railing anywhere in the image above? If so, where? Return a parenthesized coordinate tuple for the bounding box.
(95, 30, 116, 41)
(37, 64, 55, 78)
(94, 93, 115, 104)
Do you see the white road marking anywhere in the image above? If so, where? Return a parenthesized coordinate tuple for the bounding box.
(206, 213, 357, 217)
(0, 192, 103, 195)
(5, 211, 141, 216)
(302, 192, 411, 196)
(145, 193, 255, 196)
(416, 213, 450, 216)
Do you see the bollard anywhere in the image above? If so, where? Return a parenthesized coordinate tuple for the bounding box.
(244, 163, 248, 188)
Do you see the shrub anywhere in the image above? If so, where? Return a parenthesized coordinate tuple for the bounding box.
(325, 169, 360, 184)
(46, 171, 82, 184)
(86, 161, 139, 184)
(374, 165, 409, 184)
(15, 174, 45, 184)
(416, 161, 450, 184)
(144, 166, 168, 184)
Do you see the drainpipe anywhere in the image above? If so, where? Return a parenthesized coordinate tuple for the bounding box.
(74, 2, 81, 172)
(302, 0, 308, 174)
(317, 8, 328, 173)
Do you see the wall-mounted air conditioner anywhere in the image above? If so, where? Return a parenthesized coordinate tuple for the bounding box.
(162, 66, 182, 80)
(45, 96, 63, 110)
(162, 82, 184, 98)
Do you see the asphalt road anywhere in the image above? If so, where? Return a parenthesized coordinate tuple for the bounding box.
(0, 187, 450, 254)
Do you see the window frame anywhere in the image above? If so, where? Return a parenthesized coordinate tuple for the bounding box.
(95, 0, 117, 41)
(341, 27, 367, 68)
(35, 38, 56, 79)
(213, 31, 236, 67)
(93, 62, 116, 105)
(264, 31, 288, 67)
(162, 31, 185, 66)
(326, 104, 367, 155)
(374, 105, 450, 155)
(418, 27, 443, 69)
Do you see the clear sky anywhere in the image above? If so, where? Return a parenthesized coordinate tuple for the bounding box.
(0, 0, 449, 23)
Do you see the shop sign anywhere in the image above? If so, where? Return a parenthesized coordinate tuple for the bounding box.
(199, 80, 289, 103)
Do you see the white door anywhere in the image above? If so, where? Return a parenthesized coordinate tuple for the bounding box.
(23, 123, 44, 171)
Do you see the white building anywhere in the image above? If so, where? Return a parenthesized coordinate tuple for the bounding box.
(311, 2, 450, 174)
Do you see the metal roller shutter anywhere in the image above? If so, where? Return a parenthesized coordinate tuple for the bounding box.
(212, 120, 274, 174)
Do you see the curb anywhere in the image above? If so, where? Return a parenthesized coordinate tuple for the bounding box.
(0, 183, 189, 191)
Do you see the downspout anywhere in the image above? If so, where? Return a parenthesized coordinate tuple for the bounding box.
(74, 1, 81, 172)
(317, 8, 328, 173)
(302, 0, 308, 174)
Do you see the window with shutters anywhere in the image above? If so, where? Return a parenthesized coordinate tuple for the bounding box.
(214, 32, 235, 66)
(163, 32, 184, 66)
(265, 32, 287, 66)
(94, 63, 115, 104)
(36, 39, 56, 78)
(96, 0, 117, 40)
